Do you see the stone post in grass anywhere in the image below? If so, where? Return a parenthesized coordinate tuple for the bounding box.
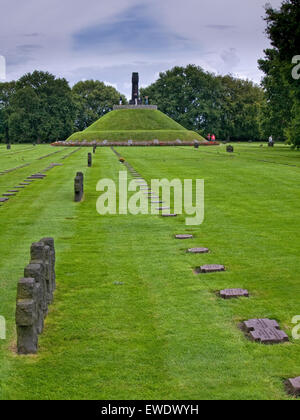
(16, 278, 39, 354)
(74, 172, 84, 202)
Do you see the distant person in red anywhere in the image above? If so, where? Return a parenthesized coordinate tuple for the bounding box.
(207, 133, 211, 141)
(211, 134, 216, 141)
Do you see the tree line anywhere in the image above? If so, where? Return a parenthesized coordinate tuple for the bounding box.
(0, 68, 267, 144)
(0, 0, 299, 146)
(0, 74, 127, 143)
(140, 66, 266, 141)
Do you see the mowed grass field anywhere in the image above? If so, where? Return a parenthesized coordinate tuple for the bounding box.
(0, 143, 299, 400)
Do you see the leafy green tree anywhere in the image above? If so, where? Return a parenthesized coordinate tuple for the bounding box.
(141, 65, 265, 140)
(72, 80, 127, 131)
(8, 71, 77, 143)
(0, 81, 16, 143)
(218, 75, 265, 141)
(140, 65, 224, 137)
(258, 0, 300, 147)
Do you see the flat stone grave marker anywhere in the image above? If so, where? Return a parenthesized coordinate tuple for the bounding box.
(285, 377, 300, 397)
(7, 190, 19, 193)
(0, 197, 9, 202)
(27, 176, 44, 180)
(151, 200, 163, 203)
(249, 328, 289, 344)
(15, 186, 25, 189)
(241, 318, 288, 345)
(196, 264, 225, 274)
(20, 183, 31, 185)
(187, 248, 209, 254)
(161, 214, 177, 217)
(3, 193, 16, 197)
(156, 207, 170, 210)
(175, 234, 193, 240)
(220, 289, 249, 299)
(242, 318, 280, 332)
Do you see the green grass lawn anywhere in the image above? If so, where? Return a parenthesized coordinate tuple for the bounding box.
(67, 109, 204, 142)
(0, 143, 299, 400)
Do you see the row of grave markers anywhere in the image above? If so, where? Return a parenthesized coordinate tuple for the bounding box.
(114, 149, 299, 398)
(0, 146, 82, 208)
(0, 163, 63, 207)
(16, 238, 56, 354)
(173, 203, 298, 396)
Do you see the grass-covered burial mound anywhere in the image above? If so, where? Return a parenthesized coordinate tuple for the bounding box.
(66, 109, 205, 143)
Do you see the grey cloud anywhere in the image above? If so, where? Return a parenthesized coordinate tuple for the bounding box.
(23, 33, 41, 37)
(205, 24, 236, 30)
(221, 48, 240, 68)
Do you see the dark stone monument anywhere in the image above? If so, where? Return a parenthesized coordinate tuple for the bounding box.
(88, 153, 92, 167)
(6, 144, 11, 150)
(285, 377, 300, 397)
(175, 234, 193, 240)
(93, 145, 97, 154)
(226, 145, 234, 153)
(129, 72, 141, 105)
(16, 238, 56, 354)
(194, 143, 199, 149)
(220, 288, 249, 299)
(74, 172, 84, 202)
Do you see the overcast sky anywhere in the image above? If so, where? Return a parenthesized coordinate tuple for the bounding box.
(0, 0, 283, 97)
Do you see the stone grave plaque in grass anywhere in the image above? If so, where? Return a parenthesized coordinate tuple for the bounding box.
(187, 248, 209, 254)
(220, 289, 249, 299)
(161, 214, 177, 217)
(196, 264, 225, 274)
(15, 186, 25, 189)
(3, 193, 16, 197)
(7, 190, 19, 193)
(242, 318, 280, 332)
(156, 207, 170, 211)
(27, 176, 44, 180)
(175, 234, 193, 240)
(0, 197, 9, 202)
(249, 328, 289, 344)
(285, 377, 300, 397)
